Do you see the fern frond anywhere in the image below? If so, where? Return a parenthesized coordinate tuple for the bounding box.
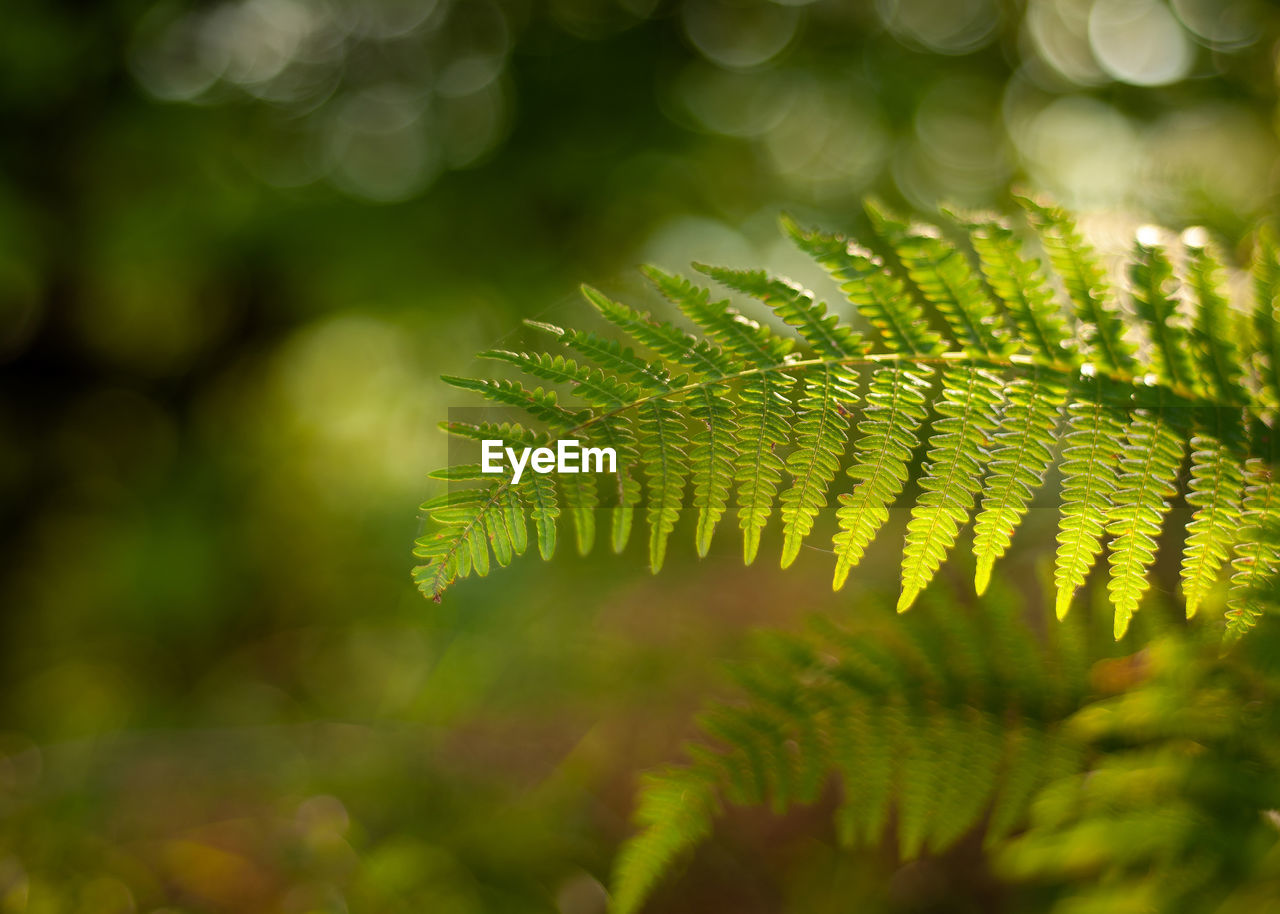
(413, 421, 549, 598)
(481, 348, 643, 407)
(436, 421, 589, 558)
(525, 473, 558, 560)
(984, 726, 1082, 848)
(996, 630, 1280, 912)
(419, 203, 1279, 635)
(437, 418, 543, 448)
(523, 321, 654, 552)
(929, 708, 1009, 853)
(610, 586, 1101, 913)
(413, 481, 509, 599)
(691, 263, 872, 567)
(526, 320, 673, 392)
(616, 591, 1280, 914)
(560, 474, 598, 555)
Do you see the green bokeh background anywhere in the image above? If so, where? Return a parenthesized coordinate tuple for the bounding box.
(1, 0, 1278, 910)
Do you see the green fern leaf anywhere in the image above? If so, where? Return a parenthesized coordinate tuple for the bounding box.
(1251, 227, 1280, 406)
(420, 203, 1277, 636)
(473, 348, 650, 553)
(779, 364, 855, 568)
(1129, 234, 1197, 394)
(898, 366, 1003, 611)
(612, 587, 1099, 912)
(580, 415, 642, 556)
(582, 284, 738, 378)
(643, 268, 801, 558)
(435, 421, 580, 560)
(609, 766, 719, 914)
(558, 472, 597, 556)
(413, 426, 547, 599)
(481, 348, 643, 409)
(688, 384, 737, 556)
(784, 217, 946, 355)
(637, 398, 689, 573)
(525, 320, 673, 392)
(441, 375, 585, 429)
(984, 727, 1082, 848)
(1181, 412, 1245, 618)
(437, 418, 542, 449)
(525, 473, 558, 560)
(424, 466, 526, 570)
(1226, 456, 1280, 638)
(644, 265, 795, 366)
(959, 214, 1075, 363)
(833, 701, 902, 847)
(524, 321, 657, 553)
(734, 372, 793, 564)
(696, 263, 869, 358)
(413, 483, 503, 599)
(972, 370, 1067, 595)
(923, 707, 1004, 853)
(1054, 377, 1129, 620)
(1019, 197, 1139, 375)
(1105, 394, 1187, 637)
(1183, 234, 1246, 404)
(895, 703, 949, 858)
(832, 365, 932, 589)
(868, 201, 1014, 356)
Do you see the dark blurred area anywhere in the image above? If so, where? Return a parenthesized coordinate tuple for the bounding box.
(1, 0, 1279, 910)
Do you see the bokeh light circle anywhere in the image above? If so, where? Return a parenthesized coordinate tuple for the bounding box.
(876, 0, 1001, 55)
(1089, 0, 1195, 86)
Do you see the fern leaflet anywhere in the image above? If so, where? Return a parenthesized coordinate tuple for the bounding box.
(832, 364, 931, 589)
(898, 366, 1003, 611)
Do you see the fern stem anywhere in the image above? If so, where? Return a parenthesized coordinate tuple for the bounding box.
(565, 351, 1201, 438)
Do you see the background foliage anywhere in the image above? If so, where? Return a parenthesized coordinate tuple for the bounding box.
(2, 0, 1280, 911)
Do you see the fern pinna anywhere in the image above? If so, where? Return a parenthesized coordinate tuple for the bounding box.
(415, 199, 1280, 637)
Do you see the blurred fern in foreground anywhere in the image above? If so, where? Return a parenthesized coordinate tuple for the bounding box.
(995, 622, 1280, 913)
(613, 589, 1280, 914)
(416, 199, 1280, 638)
